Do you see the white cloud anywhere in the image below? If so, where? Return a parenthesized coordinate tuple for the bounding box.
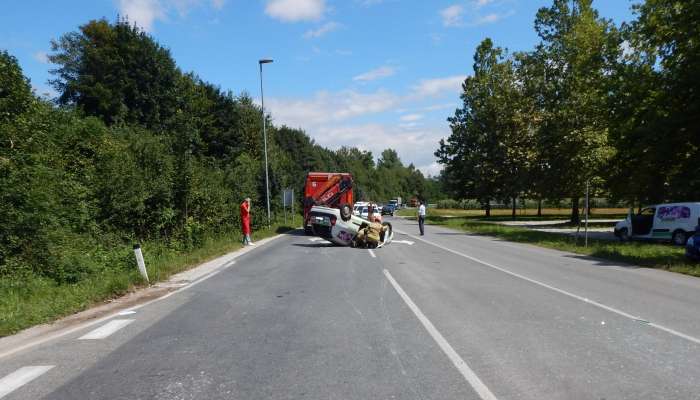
(303, 21, 341, 39)
(33, 51, 49, 64)
(265, 0, 325, 22)
(440, 4, 464, 27)
(266, 89, 399, 128)
(357, 0, 385, 5)
(116, 0, 226, 31)
(411, 75, 466, 98)
(353, 66, 396, 82)
(313, 123, 448, 175)
(473, 0, 495, 8)
(471, 9, 514, 25)
(400, 114, 423, 122)
(424, 103, 458, 111)
(264, 76, 461, 176)
(418, 161, 443, 177)
(118, 0, 165, 31)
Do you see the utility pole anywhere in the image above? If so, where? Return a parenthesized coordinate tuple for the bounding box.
(259, 59, 273, 228)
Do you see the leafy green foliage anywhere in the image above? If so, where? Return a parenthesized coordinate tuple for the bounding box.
(438, 0, 698, 221)
(2, 17, 437, 295)
(49, 19, 180, 129)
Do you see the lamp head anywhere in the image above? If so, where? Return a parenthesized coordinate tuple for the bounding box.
(259, 59, 274, 64)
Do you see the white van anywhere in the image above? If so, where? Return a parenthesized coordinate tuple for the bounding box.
(614, 203, 700, 245)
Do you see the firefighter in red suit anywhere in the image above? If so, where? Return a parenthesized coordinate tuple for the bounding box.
(240, 198, 254, 246)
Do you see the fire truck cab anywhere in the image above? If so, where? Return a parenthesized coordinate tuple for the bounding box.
(303, 172, 354, 234)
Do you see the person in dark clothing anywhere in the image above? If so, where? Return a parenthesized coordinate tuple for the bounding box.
(418, 201, 426, 236)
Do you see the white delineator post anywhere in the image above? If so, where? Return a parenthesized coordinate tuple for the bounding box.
(133, 244, 149, 283)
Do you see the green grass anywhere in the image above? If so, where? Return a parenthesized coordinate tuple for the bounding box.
(403, 213, 700, 277)
(0, 224, 293, 337)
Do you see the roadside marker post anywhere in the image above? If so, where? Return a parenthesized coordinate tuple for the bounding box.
(133, 244, 149, 283)
(585, 181, 589, 248)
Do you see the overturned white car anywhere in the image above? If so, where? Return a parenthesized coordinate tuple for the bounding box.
(308, 205, 393, 248)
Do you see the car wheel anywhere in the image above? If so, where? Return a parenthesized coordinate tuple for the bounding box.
(672, 230, 688, 246)
(339, 204, 352, 221)
(618, 228, 629, 242)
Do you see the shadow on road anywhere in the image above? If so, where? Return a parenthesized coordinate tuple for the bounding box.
(563, 254, 641, 269)
(291, 243, 336, 248)
(279, 228, 306, 236)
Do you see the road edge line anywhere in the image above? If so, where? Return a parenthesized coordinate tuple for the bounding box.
(395, 229, 700, 346)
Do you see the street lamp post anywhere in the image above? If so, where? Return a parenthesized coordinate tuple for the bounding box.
(259, 59, 273, 228)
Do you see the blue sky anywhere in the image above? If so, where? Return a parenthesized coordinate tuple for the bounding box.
(2, 0, 637, 175)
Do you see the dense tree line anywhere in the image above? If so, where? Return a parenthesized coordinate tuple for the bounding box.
(436, 0, 699, 221)
(0, 19, 433, 283)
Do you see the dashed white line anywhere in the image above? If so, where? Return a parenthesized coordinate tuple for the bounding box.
(79, 319, 134, 340)
(397, 229, 700, 346)
(368, 249, 377, 258)
(383, 270, 498, 400)
(0, 366, 54, 399)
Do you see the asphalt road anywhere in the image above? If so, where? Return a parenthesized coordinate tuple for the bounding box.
(2, 217, 700, 399)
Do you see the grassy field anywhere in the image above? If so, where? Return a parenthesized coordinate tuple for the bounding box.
(397, 207, 628, 220)
(396, 209, 699, 277)
(0, 225, 293, 337)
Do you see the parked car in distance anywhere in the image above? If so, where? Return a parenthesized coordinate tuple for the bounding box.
(382, 204, 395, 216)
(353, 202, 369, 216)
(359, 205, 382, 222)
(614, 203, 700, 245)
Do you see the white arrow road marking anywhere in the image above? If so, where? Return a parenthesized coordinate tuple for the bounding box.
(79, 319, 134, 340)
(0, 366, 54, 399)
(393, 240, 415, 245)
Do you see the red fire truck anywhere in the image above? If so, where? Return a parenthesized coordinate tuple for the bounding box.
(303, 172, 354, 233)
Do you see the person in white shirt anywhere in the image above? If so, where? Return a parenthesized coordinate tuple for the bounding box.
(418, 201, 426, 236)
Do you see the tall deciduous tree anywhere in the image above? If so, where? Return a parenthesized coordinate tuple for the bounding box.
(531, 0, 620, 222)
(49, 18, 180, 129)
(608, 0, 700, 204)
(437, 39, 534, 217)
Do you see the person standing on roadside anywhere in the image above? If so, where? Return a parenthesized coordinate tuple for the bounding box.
(418, 201, 426, 236)
(240, 197, 254, 246)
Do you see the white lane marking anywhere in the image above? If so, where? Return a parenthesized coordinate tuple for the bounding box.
(396, 229, 700, 346)
(0, 229, 288, 359)
(308, 237, 325, 242)
(393, 240, 415, 245)
(78, 319, 134, 340)
(117, 310, 136, 316)
(0, 366, 54, 399)
(383, 270, 498, 400)
(368, 249, 376, 258)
